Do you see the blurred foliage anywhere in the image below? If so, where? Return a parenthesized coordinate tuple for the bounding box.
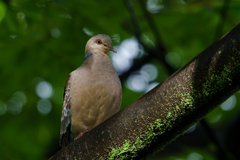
(0, 0, 240, 159)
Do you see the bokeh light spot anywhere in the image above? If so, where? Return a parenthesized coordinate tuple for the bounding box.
(119, 39, 139, 59)
(7, 99, 22, 115)
(186, 152, 203, 160)
(60, 13, 72, 19)
(36, 81, 53, 99)
(147, 0, 164, 13)
(51, 28, 61, 38)
(209, 114, 222, 124)
(111, 38, 139, 75)
(83, 28, 93, 36)
(10, 35, 17, 39)
(140, 63, 158, 82)
(221, 95, 236, 111)
(37, 99, 52, 115)
(5, 91, 27, 115)
(165, 52, 181, 69)
(185, 124, 196, 133)
(146, 82, 159, 92)
(126, 74, 148, 92)
(17, 12, 25, 20)
(111, 52, 132, 75)
(13, 91, 27, 105)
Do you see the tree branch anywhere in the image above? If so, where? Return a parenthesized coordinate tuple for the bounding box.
(123, 0, 175, 75)
(119, 54, 152, 81)
(138, 0, 165, 50)
(123, 2, 228, 157)
(50, 23, 240, 160)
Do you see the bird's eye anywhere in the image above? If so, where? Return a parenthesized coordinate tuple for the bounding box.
(96, 39, 102, 44)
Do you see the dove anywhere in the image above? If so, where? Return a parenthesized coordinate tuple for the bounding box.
(59, 34, 122, 148)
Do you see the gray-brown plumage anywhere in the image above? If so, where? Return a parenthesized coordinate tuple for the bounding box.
(59, 34, 122, 148)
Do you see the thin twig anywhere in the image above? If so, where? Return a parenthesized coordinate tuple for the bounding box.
(124, 0, 142, 39)
(119, 55, 152, 81)
(123, 0, 175, 74)
(139, 0, 165, 50)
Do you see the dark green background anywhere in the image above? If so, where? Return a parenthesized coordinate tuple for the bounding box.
(0, 0, 240, 159)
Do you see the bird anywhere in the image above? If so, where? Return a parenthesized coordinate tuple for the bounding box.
(59, 34, 122, 148)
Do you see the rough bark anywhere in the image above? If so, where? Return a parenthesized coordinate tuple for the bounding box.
(50, 23, 240, 160)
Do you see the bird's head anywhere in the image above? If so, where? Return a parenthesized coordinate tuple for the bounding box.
(85, 34, 117, 55)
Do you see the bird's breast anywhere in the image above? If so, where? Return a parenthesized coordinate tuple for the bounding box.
(70, 67, 122, 135)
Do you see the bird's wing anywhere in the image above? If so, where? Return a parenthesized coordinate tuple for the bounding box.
(59, 74, 72, 147)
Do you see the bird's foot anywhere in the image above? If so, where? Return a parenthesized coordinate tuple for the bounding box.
(74, 130, 88, 140)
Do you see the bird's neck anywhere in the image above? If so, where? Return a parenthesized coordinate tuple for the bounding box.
(83, 52, 116, 74)
(84, 52, 93, 62)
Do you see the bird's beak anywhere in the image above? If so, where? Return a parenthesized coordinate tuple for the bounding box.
(107, 45, 117, 53)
